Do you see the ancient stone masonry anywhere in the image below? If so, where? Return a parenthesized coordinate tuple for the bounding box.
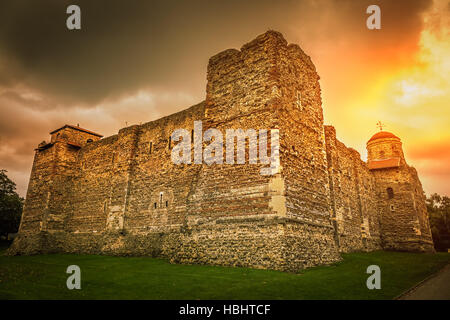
(367, 132, 434, 252)
(8, 31, 434, 271)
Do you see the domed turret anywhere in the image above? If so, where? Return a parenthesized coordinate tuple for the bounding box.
(367, 125, 434, 252)
(367, 131, 400, 143)
(367, 130, 404, 169)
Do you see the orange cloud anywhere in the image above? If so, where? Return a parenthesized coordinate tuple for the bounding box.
(408, 141, 450, 161)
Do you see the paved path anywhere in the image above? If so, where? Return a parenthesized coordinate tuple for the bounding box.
(398, 264, 450, 300)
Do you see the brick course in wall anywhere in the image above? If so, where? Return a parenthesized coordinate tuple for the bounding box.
(7, 31, 434, 271)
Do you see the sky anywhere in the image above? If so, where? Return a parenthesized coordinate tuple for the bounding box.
(0, 0, 448, 197)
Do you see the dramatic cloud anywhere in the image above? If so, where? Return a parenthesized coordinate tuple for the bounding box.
(0, 0, 432, 105)
(0, 0, 448, 196)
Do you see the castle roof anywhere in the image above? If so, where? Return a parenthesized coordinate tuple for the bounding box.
(50, 124, 103, 137)
(367, 131, 400, 143)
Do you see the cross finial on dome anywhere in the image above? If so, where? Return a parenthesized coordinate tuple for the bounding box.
(376, 121, 385, 131)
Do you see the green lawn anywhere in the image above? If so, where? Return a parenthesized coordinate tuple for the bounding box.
(0, 242, 448, 300)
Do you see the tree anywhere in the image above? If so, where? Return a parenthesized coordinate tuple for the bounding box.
(426, 193, 450, 251)
(0, 170, 24, 238)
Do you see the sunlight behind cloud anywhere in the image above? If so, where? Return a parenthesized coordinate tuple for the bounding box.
(321, 0, 449, 195)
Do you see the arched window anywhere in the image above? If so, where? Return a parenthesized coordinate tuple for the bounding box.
(386, 187, 394, 199)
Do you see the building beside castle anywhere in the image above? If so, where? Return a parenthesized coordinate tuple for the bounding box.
(8, 31, 434, 271)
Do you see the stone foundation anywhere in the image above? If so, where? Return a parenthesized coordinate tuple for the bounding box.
(8, 216, 341, 272)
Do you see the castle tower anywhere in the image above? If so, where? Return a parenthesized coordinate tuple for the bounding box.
(14, 125, 102, 252)
(366, 129, 434, 252)
(191, 31, 340, 269)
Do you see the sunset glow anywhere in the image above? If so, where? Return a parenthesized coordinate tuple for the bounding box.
(319, 0, 449, 196)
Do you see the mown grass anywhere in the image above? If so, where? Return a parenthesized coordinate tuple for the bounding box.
(0, 241, 448, 300)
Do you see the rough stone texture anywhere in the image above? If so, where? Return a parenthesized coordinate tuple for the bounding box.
(367, 135, 434, 252)
(8, 31, 434, 271)
(324, 126, 382, 253)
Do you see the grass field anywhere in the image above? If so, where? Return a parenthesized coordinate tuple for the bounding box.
(0, 241, 448, 300)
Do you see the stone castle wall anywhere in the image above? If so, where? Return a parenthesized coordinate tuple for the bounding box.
(324, 126, 382, 252)
(371, 165, 434, 252)
(8, 31, 434, 271)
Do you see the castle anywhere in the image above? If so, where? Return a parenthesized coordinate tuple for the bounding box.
(8, 31, 434, 271)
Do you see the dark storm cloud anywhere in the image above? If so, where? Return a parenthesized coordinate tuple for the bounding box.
(0, 0, 432, 106)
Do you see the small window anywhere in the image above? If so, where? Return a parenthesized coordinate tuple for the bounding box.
(86, 139, 93, 143)
(387, 187, 394, 199)
(168, 137, 171, 149)
(390, 204, 395, 211)
(379, 150, 385, 159)
(191, 129, 194, 142)
(154, 202, 157, 209)
(149, 142, 153, 154)
(165, 200, 168, 207)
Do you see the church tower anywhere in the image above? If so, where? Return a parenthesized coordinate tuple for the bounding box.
(366, 125, 434, 252)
